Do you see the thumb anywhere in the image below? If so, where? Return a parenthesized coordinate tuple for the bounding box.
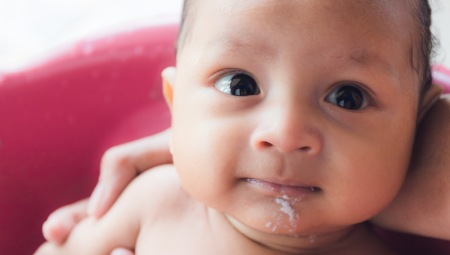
(43, 198, 89, 244)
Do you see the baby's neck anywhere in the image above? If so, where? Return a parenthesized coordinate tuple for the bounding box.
(207, 208, 392, 255)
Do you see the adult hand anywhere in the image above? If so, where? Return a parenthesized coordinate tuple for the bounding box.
(87, 128, 173, 218)
(40, 199, 135, 255)
(42, 128, 172, 244)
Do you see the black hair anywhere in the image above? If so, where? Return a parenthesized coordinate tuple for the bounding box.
(176, 0, 193, 54)
(176, 0, 437, 93)
(411, 0, 437, 95)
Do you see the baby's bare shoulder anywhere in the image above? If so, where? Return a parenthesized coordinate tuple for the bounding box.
(130, 164, 181, 195)
(125, 164, 195, 223)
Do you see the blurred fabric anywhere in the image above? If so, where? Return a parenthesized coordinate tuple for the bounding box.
(0, 0, 182, 71)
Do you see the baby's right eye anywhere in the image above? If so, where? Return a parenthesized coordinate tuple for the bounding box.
(215, 73, 260, 96)
(326, 85, 368, 110)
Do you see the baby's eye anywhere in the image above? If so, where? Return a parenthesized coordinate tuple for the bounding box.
(326, 85, 368, 110)
(215, 73, 260, 96)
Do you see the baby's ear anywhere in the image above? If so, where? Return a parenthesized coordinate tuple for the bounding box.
(418, 83, 444, 123)
(162, 67, 177, 109)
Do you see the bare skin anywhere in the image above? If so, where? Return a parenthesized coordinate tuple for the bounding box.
(37, 0, 447, 254)
(36, 166, 397, 255)
(371, 94, 450, 240)
(44, 94, 450, 253)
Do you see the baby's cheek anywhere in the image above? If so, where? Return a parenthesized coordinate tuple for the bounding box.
(326, 138, 412, 224)
(172, 129, 237, 209)
(338, 174, 403, 224)
(172, 97, 255, 209)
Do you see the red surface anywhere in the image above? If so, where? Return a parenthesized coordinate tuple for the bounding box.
(0, 23, 450, 255)
(0, 24, 176, 255)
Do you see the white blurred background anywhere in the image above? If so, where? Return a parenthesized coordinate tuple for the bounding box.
(0, 0, 448, 72)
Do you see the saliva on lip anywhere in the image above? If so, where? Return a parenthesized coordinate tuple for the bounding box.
(309, 235, 317, 243)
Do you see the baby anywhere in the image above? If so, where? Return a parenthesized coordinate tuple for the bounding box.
(36, 0, 447, 254)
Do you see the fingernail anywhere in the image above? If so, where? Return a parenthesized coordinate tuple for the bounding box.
(110, 248, 133, 255)
(43, 214, 63, 231)
(61, 216, 75, 230)
(87, 183, 105, 216)
(45, 213, 58, 224)
(42, 218, 55, 240)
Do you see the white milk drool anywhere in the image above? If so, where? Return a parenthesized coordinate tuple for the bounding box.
(275, 198, 296, 224)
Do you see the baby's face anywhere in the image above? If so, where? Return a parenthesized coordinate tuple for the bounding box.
(171, 0, 420, 235)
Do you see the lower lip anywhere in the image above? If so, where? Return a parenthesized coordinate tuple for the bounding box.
(245, 178, 319, 198)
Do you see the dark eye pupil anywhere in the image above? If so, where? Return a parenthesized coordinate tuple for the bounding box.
(335, 86, 363, 110)
(230, 74, 259, 96)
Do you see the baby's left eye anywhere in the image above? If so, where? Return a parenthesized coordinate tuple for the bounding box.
(215, 73, 260, 96)
(326, 85, 369, 110)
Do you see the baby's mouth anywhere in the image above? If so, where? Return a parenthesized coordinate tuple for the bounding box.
(244, 178, 320, 198)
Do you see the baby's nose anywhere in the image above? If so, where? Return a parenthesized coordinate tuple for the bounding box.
(250, 102, 323, 155)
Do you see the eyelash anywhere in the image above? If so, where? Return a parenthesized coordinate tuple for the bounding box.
(213, 69, 258, 84)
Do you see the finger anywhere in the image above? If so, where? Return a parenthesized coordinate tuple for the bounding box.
(88, 128, 173, 218)
(42, 198, 89, 244)
(110, 248, 135, 255)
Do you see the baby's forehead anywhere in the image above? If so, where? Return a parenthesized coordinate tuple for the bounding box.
(188, 3, 412, 70)
(185, 0, 412, 54)
(176, 0, 420, 93)
(186, 0, 413, 41)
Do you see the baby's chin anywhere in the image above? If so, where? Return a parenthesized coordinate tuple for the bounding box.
(195, 192, 326, 236)
(218, 202, 315, 237)
(224, 212, 366, 251)
(217, 198, 368, 239)
(223, 212, 344, 247)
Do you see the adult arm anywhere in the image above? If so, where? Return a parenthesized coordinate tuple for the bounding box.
(371, 95, 450, 240)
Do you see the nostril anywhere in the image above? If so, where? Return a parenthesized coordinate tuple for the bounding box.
(300, 146, 311, 151)
(261, 141, 272, 148)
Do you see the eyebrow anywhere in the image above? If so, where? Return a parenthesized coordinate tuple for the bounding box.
(347, 49, 394, 75)
(205, 36, 277, 61)
(206, 36, 395, 76)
